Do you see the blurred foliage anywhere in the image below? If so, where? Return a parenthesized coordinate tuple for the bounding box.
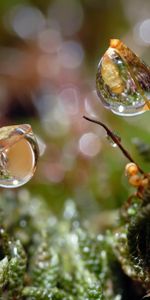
(0, 188, 149, 299)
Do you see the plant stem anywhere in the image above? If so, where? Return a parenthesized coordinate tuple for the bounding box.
(83, 115, 144, 174)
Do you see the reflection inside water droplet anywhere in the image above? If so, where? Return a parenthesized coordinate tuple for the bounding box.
(0, 124, 39, 188)
(96, 39, 150, 116)
(106, 132, 121, 148)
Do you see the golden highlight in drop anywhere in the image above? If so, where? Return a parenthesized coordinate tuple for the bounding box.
(7, 138, 35, 179)
(101, 54, 124, 94)
(0, 124, 39, 188)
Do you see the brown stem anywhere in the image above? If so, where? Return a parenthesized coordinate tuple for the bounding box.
(83, 115, 144, 174)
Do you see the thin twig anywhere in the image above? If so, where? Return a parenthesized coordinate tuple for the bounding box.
(83, 115, 144, 174)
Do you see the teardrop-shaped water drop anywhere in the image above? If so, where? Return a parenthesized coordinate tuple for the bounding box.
(106, 132, 121, 148)
(96, 39, 150, 116)
(0, 124, 39, 188)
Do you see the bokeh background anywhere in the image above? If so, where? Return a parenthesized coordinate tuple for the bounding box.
(0, 0, 150, 229)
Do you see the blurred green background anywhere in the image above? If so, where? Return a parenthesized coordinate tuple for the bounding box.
(0, 0, 150, 228)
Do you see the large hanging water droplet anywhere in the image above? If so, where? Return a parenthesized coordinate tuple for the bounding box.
(96, 39, 150, 116)
(0, 124, 39, 188)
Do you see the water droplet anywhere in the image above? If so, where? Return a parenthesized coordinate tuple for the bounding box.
(0, 124, 39, 188)
(83, 247, 90, 253)
(106, 132, 121, 147)
(96, 39, 150, 116)
(127, 207, 136, 216)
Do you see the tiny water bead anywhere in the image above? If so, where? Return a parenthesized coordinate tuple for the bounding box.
(96, 39, 150, 116)
(106, 132, 121, 148)
(0, 124, 39, 188)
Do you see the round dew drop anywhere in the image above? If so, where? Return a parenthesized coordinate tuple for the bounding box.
(106, 132, 121, 148)
(96, 39, 150, 116)
(0, 124, 39, 188)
